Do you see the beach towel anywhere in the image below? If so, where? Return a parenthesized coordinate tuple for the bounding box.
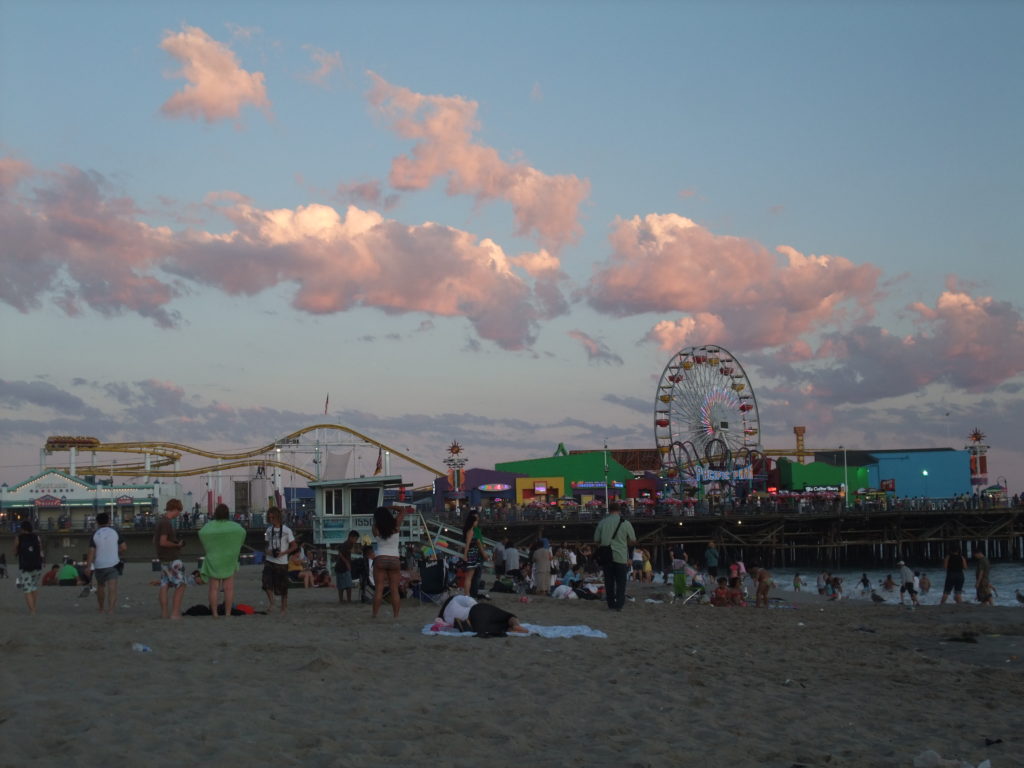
(198, 519, 247, 579)
(422, 623, 607, 639)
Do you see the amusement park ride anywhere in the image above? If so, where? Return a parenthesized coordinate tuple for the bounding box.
(41, 426, 446, 484)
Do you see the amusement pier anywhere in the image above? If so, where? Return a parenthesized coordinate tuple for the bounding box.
(1, 345, 1017, 569)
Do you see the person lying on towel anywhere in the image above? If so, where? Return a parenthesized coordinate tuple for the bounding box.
(438, 594, 530, 637)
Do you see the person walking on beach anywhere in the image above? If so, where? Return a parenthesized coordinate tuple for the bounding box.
(15, 521, 44, 615)
(940, 548, 967, 604)
(85, 512, 126, 614)
(198, 504, 246, 618)
(262, 506, 297, 614)
(372, 506, 408, 618)
(898, 561, 919, 606)
(593, 502, 636, 611)
(155, 499, 187, 619)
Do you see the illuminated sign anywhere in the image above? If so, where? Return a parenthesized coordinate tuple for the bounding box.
(116, 495, 134, 505)
(34, 495, 62, 507)
(478, 484, 511, 492)
(804, 485, 839, 493)
(533, 482, 548, 494)
(571, 481, 625, 489)
(693, 465, 753, 483)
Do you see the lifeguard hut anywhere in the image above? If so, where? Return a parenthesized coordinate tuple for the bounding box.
(310, 475, 424, 546)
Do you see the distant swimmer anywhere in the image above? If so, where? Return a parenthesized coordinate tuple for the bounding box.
(1016, 589, 1024, 605)
(870, 590, 886, 604)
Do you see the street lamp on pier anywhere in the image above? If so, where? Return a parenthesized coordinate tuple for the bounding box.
(922, 469, 929, 500)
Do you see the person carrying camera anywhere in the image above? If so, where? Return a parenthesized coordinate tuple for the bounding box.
(262, 506, 297, 614)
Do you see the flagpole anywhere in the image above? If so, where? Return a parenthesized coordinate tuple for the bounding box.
(604, 440, 610, 515)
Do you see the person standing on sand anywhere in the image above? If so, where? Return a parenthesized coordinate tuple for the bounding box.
(372, 506, 408, 618)
(15, 521, 44, 615)
(940, 549, 967, 604)
(198, 504, 247, 618)
(262, 506, 297, 614)
(334, 530, 360, 604)
(155, 499, 188, 619)
(85, 512, 126, 614)
(704, 541, 719, 578)
(593, 502, 636, 612)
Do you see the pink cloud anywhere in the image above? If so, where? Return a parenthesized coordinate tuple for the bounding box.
(586, 213, 882, 351)
(366, 72, 589, 250)
(749, 282, 1024, 406)
(567, 330, 623, 366)
(0, 163, 552, 348)
(172, 200, 539, 348)
(906, 277, 1024, 389)
(510, 249, 569, 318)
(0, 156, 33, 191)
(160, 25, 270, 123)
(302, 45, 342, 87)
(0, 165, 179, 325)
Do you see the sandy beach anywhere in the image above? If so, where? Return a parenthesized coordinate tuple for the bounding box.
(1, 564, 1022, 768)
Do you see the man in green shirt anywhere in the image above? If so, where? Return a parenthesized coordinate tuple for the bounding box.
(593, 502, 636, 611)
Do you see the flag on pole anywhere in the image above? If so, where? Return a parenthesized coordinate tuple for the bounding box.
(324, 393, 329, 415)
(373, 446, 383, 476)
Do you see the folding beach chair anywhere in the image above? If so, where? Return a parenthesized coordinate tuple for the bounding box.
(415, 558, 451, 608)
(671, 571, 707, 605)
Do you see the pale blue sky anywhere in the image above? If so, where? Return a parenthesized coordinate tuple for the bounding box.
(2, 0, 1022, 491)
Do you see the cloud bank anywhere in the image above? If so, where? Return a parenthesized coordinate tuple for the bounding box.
(0, 161, 545, 348)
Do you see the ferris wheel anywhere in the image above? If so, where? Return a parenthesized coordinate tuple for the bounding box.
(654, 344, 761, 485)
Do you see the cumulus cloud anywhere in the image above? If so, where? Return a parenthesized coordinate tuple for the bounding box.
(511, 249, 569, 318)
(0, 161, 548, 349)
(366, 72, 589, 250)
(586, 213, 882, 352)
(567, 330, 623, 366)
(173, 199, 539, 348)
(302, 45, 342, 87)
(0, 163, 180, 325)
(751, 281, 1024, 406)
(160, 25, 270, 123)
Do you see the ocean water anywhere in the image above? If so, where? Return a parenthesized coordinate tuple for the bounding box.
(775, 562, 1024, 607)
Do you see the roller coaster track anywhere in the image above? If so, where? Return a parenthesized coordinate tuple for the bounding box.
(44, 424, 447, 481)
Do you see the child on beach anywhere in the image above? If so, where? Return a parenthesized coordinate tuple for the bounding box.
(793, 573, 806, 592)
(728, 576, 746, 606)
(750, 566, 773, 607)
(711, 577, 730, 606)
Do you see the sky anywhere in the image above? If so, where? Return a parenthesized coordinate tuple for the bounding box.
(1, 0, 1022, 495)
